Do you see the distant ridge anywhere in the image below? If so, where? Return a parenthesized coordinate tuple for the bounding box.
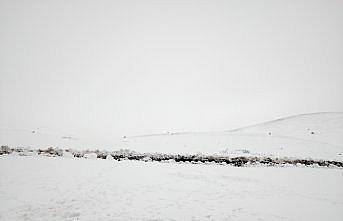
(1, 112, 343, 160)
(127, 112, 343, 138)
(119, 112, 343, 161)
(228, 112, 343, 132)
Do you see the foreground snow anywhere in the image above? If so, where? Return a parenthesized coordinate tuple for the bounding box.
(1, 155, 342, 221)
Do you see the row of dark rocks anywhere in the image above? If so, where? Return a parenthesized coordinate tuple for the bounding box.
(1, 146, 342, 168)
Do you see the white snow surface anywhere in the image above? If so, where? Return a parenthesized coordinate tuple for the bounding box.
(119, 112, 343, 160)
(1, 112, 343, 160)
(1, 155, 343, 221)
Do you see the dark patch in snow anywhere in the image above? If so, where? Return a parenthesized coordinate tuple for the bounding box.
(2, 146, 343, 168)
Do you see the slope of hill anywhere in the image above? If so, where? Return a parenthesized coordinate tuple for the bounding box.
(1, 112, 343, 161)
(229, 112, 343, 146)
(118, 112, 343, 161)
(0, 127, 85, 149)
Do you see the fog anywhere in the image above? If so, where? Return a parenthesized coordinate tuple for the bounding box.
(1, 0, 343, 144)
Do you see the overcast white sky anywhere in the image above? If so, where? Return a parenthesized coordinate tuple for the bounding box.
(1, 0, 343, 142)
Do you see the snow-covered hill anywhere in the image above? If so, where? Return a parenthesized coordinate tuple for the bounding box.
(229, 112, 343, 146)
(119, 112, 343, 160)
(1, 112, 343, 161)
(1, 113, 343, 221)
(0, 127, 85, 149)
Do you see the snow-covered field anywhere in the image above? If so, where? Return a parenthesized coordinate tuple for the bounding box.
(0, 155, 342, 221)
(1, 112, 343, 220)
(1, 112, 342, 161)
(118, 113, 343, 161)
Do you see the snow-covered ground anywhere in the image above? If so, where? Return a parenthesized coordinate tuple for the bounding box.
(0, 155, 342, 221)
(1, 112, 343, 161)
(119, 112, 343, 161)
(1, 112, 343, 220)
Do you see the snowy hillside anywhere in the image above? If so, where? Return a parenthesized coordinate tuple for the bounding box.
(119, 112, 343, 161)
(1, 114, 343, 221)
(0, 127, 88, 150)
(229, 112, 343, 146)
(1, 112, 343, 161)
